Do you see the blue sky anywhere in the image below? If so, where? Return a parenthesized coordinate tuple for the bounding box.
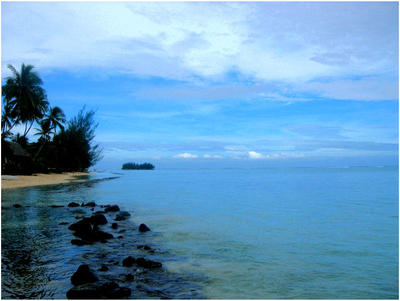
(2, 2, 398, 168)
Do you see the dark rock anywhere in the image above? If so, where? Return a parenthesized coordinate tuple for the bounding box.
(117, 235, 123, 239)
(96, 230, 114, 240)
(136, 257, 162, 269)
(71, 265, 98, 286)
(122, 256, 136, 267)
(99, 282, 131, 299)
(50, 205, 64, 208)
(68, 218, 92, 232)
(98, 264, 108, 272)
(139, 223, 151, 232)
(125, 274, 135, 281)
(66, 281, 131, 299)
(113, 261, 119, 265)
(13, 204, 22, 208)
(137, 245, 152, 251)
(111, 223, 118, 229)
(82, 201, 96, 207)
(71, 239, 91, 246)
(115, 211, 131, 221)
(105, 205, 120, 212)
(118, 229, 126, 233)
(90, 214, 107, 225)
(68, 202, 80, 207)
(94, 210, 106, 215)
(59, 222, 69, 225)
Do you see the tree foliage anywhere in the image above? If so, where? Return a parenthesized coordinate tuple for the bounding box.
(1, 64, 101, 174)
(122, 162, 155, 170)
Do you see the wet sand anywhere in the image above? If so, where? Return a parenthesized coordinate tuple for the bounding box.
(1, 172, 89, 189)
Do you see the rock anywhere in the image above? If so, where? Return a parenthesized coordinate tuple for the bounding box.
(115, 211, 131, 221)
(71, 239, 91, 246)
(139, 223, 151, 232)
(13, 204, 22, 208)
(50, 205, 64, 208)
(59, 222, 69, 225)
(105, 205, 120, 212)
(125, 274, 135, 281)
(95, 230, 114, 240)
(136, 257, 162, 269)
(94, 210, 106, 215)
(68, 218, 92, 232)
(99, 282, 131, 299)
(68, 202, 80, 207)
(111, 223, 118, 229)
(98, 264, 108, 272)
(122, 256, 136, 267)
(70, 265, 98, 286)
(66, 281, 131, 299)
(117, 235, 123, 239)
(118, 229, 126, 233)
(137, 245, 152, 251)
(90, 214, 107, 225)
(82, 201, 96, 207)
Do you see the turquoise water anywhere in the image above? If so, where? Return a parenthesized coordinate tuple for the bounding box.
(2, 167, 399, 298)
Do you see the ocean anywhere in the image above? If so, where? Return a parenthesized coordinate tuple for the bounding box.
(2, 167, 398, 299)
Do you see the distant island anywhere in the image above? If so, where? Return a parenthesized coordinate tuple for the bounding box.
(122, 162, 155, 170)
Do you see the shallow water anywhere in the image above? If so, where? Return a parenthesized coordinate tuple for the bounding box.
(2, 167, 398, 299)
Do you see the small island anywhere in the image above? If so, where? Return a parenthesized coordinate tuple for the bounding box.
(122, 162, 155, 170)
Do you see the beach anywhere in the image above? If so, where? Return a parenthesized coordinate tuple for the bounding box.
(1, 172, 89, 190)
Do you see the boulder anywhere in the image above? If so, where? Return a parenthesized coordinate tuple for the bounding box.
(122, 256, 136, 267)
(105, 205, 120, 212)
(137, 245, 152, 251)
(139, 223, 151, 232)
(115, 211, 131, 221)
(68, 202, 80, 207)
(136, 257, 162, 269)
(111, 223, 118, 229)
(125, 274, 135, 281)
(13, 204, 22, 208)
(90, 214, 107, 225)
(50, 205, 64, 208)
(82, 202, 96, 207)
(66, 282, 131, 299)
(71, 265, 98, 286)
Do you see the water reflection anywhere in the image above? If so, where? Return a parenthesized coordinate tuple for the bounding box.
(2, 180, 204, 299)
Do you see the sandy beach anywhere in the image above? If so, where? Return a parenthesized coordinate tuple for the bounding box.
(1, 172, 89, 189)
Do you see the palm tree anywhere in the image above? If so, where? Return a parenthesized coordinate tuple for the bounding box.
(33, 120, 52, 161)
(41, 106, 66, 135)
(2, 64, 49, 137)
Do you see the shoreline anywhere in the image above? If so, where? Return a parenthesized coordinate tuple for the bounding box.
(1, 172, 89, 190)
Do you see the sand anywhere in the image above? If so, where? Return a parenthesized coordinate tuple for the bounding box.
(1, 172, 89, 189)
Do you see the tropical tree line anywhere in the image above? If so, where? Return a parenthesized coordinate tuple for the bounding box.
(1, 63, 101, 174)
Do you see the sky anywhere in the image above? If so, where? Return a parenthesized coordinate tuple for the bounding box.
(2, 2, 398, 169)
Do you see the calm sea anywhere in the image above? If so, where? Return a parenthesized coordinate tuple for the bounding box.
(2, 167, 398, 298)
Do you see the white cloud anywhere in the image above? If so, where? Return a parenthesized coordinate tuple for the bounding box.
(2, 2, 397, 88)
(248, 151, 305, 160)
(248, 151, 265, 159)
(173, 152, 198, 159)
(203, 154, 223, 159)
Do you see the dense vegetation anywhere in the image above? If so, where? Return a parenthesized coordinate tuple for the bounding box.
(1, 64, 101, 174)
(122, 162, 154, 170)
